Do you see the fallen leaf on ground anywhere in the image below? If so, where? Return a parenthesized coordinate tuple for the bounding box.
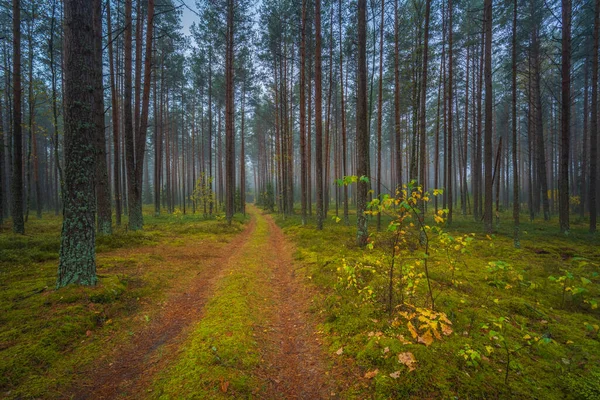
(220, 380, 229, 393)
(418, 329, 434, 346)
(441, 323, 453, 336)
(398, 352, 417, 372)
(407, 322, 418, 339)
(364, 369, 379, 379)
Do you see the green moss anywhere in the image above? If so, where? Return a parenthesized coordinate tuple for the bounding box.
(0, 206, 248, 398)
(275, 209, 600, 399)
(150, 213, 269, 399)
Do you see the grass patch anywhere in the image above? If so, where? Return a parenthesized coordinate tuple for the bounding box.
(0, 207, 247, 399)
(275, 207, 600, 399)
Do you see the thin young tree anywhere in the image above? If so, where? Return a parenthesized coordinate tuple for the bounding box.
(57, 0, 98, 288)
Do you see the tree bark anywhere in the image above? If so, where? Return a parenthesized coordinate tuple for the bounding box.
(512, 0, 520, 247)
(107, 0, 122, 226)
(447, 0, 454, 224)
(376, 0, 384, 231)
(315, 0, 324, 230)
(225, 0, 235, 224)
(300, 0, 308, 225)
(94, 0, 112, 235)
(356, 0, 369, 246)
(483, 0, 493, 233)
(11, 0, 24, 234)
(57, 0, 98, 288)
(340, 0, 349, 225)
(559, 0, 571, 233)
(590, 0, 599, 232)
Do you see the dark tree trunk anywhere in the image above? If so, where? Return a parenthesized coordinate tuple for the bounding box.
(590, 0, 599, 232)
(57, 0, 98, 288)
(447, 0, 454, 224)
(11, 0, 24, 234)
(559, 0, 571, 233)
(225, 0, 235, 224)
(300, 0, 308, 225)
(124, 0, 134, 226)
(512, 0, 520, 247)
(376, 0, 384, 231)
(107, 0, 122, 226)
(419, 0, 431, 216)
(356, 0, 369, 246)
(340, 0, 349, 225)
(94, 0, 112, 235)
(483, 0, 493, 233)
(394, 0, 402, 193)
(315, 0, 324, 230)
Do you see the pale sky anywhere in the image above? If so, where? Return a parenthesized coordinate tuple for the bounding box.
(179, 0, 198, 38)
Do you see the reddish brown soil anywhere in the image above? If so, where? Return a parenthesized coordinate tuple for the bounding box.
(72, 217, 256, 399)
(255, 214, 338, 399)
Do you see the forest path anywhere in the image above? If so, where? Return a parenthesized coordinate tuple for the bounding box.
(74, 207, 336, 399)
(73, 216, 258, 399)
(253, 212, 336, 399)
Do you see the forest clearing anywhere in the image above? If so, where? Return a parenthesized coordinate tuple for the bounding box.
(1, 0, 600, 398)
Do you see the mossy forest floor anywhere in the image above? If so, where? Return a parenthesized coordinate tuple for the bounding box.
(0, 205, 599, 399)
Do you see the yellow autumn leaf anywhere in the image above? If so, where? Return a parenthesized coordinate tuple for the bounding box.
(418, 329, 434, 346)
(407, 321, 418, 339)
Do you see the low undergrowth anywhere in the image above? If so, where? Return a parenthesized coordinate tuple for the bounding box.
(0, 208, 247, 399)
(275, 197, 600, 399)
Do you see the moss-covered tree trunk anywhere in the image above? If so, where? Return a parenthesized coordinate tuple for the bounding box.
(57, 0, 98, 289)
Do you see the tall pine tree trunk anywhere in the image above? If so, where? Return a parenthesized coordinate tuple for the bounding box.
(11, 0, 24, 234)
(225, 0, 235, 224)
(512, 0, 520, 247)
(590, 0, 599, 232)
(356, 0, 369, 246)
(483, 0, 493, 233)
(315, 0, 324, 230)
(57, 0, 97, 288)
(559, 0, 571, 233)
(94, 0, 112, 235)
